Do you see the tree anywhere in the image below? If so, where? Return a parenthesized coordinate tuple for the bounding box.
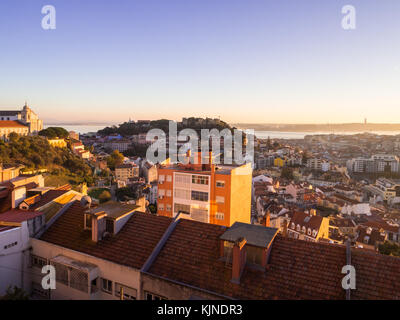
(106, 150, 124, 170)
(378, 241, 400, 257)
(1, 286, 29, 300)
(281, 167, 294, 180)
(98, 190, 112, 203)
(39, 127, 69, 139)
(302, 151, 309, 165)
(148, 204, 157, 214)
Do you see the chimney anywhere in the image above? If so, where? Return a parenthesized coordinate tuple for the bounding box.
(231, 237, 247, 284)
(263, 211, 271, 227)
(91, 212, 107, 242)
(282, 219, 288, 237)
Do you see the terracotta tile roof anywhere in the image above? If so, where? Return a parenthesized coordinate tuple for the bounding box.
(147, 219, 400, 299)
(0, 209, 44, 222)
(22, 194, 41, 206)
(40, 201, 172, 269)
(361, 221, 399, 233)
(356, 226, 386, 246)
(0, 120, 28, 128)
(288, 211, 324, 235)
(351, 249, 400, 299)
(29, 190, 70, 210)
(55, 184, 72, 191)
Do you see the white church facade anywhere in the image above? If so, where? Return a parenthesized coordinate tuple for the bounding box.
(0, 103, 43, 140)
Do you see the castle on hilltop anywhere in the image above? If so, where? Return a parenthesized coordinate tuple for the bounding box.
(0, 102, 43, 140)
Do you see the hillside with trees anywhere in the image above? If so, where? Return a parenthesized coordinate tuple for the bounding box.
(97, 118, 234, 137)
(0, 133, 93, 186)
(38, 127, 69, 139)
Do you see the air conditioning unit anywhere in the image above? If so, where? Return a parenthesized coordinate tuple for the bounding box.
(159, 181, 164, 184)
(159, 195, 164, 199)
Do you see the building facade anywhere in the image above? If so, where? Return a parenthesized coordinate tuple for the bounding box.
(157, 152, 252, 227)
(0, 103, 43, 135)
(115, 164, 139, 183)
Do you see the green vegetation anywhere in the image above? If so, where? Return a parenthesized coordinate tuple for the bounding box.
(39, 127, 69, 139)
(378, 241, 400, 257)
(106, 150, 124, 170)
(115, 184, 143, 201)
(98, 190, 112, 203)
(1, 286, 29, 300)
(0, 135, 93, 187)
(88, 188, 109, 199)
(281, 167, 294, 180)
(148, 203, 157, 214)
(98, 118, 234, 137)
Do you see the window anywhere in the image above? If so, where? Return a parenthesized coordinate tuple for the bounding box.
(216, 181, 225, 188)
(291, 222, 295, 229)
(223, 241, 234, 264)
(312, 229, 318, 237)
(246, 245, 263, 266)
(52, 262, 69, 286)
(216, 212, 224, 220)
(174, 188, 191, 199)
(216, 196, 225, 204)
(101, 278, 112, 294)
(175, 174, 191, 184)
(32, 282, 49, 298)
(174, 203, 190, 214)
(145, 291, 167, 300)
(302, 226, 306, 234)
(106, 219, 114, 234)
(158, 203, 164, 211)
(4, 241, 18, 250)
(192, 175, 209, 185)
(70, 268, 89, 293)
(91, 278, 98, 293)
(166, 190, 172, 197)
(159, 189, 165, 196)
(84, 214, 92, 230)
(191, 191, 209, 202)
(166, 204, 172, 212)
(307, 228, 311, 236)
(296, 224, 300, 232)
(115, 283, 137, 300)
(166, 175, 172, 182)
(31, 254, 47, 268)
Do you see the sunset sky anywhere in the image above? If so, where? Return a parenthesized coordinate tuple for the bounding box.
(0, 0, 399, 124)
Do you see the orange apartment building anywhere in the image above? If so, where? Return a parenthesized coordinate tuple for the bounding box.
(157, 152, 252, 227)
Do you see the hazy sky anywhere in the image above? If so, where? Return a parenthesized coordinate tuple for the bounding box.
(0, 0, 399, 124)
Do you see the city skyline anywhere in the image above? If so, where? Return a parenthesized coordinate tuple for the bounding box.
(1, 0, 400, 124)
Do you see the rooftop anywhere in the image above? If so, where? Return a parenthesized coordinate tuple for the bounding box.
(29, 190, 70, 210)
(0, 209, 44, 223)
(147, 219, 400, 300)
(37, 200, 400, 299)
(85, 201, 139, 219)
(220, 222, 278, 248)
(0, 120, 28, 128)
(40, 201, 172, 269)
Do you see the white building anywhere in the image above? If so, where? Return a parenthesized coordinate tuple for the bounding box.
(0, 210, 45, 295)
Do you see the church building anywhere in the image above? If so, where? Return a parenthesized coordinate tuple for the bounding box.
(0, 102, 43, 140)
